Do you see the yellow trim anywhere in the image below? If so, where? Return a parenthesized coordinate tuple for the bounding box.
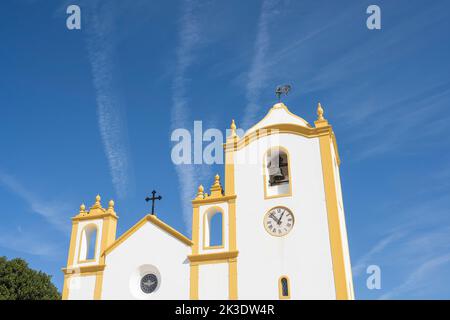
(245, 103, 312, 135)
(278, 276, 291, 299)
(188, 250, 238, 263)
(189, 264, 199, 299)
(62, 264, 106, 275)
(318, 133, 351, 300)
(72, 212, 118, 222)
(192, 206, 200, 255)
(103, 214, 192, 256)
(224, 138, 236, 196)
(192, 194, 237, 205)
(66, 221, 79, 267)
(202, 206, 225, 250)
(224, 124, 331, 151)
(62, 274, 70, 300)
(77, 223, 99, 263)
(263, 206, 295, 237)
(263, 146, 293, 200)
(228, 258, 238, 299)
(228, 199, 237, 252)
(94, 271, 104, 300)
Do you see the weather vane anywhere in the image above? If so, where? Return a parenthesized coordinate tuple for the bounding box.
(275, 84, 291, 101)
(145, 190, 162, 215)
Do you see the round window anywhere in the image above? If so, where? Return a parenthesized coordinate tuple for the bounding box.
(140, 273, 158, 294)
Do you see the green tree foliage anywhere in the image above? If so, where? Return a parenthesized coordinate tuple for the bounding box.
(0, 256, 60, 300)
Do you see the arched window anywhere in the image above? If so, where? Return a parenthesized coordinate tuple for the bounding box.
(79, 224, 98, 262)
(264, 147, 291, 198)
(203, 209, 224, 249)
(279, 276, 290, 299)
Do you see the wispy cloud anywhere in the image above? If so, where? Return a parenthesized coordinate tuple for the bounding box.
(242, 0, 280, 130)
(0, 228, 63, 258)
(352, 230, 407, 277)
(379, 253, 450, 300)
(0, 172, 70, 233)
(171, 0, 212, 234)
(352, 193, 450, 299)
(84, 2, 133, 199)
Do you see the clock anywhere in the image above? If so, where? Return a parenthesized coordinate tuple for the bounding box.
(140, 273, 158, 294)
(264, 206, 295, 237)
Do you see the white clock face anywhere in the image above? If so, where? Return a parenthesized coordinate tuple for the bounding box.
(264, 207, 295, 237)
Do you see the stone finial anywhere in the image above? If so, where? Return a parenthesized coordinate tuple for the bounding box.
(229, 119, 237, 137)
(210, 174, 223, 197)
(317, 102, 324, 121)
(79, 203, 86, 213)
(213, 174, 220, 187)
(196, 184, 205, 199)
(91, 194, 102, 209)
(108, 200, 114, 209)
(314, 102, 329, 128)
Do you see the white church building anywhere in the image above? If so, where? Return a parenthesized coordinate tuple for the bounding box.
(62, 101, 355, 300)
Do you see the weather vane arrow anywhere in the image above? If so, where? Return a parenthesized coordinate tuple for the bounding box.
(275, 84, 291, 102)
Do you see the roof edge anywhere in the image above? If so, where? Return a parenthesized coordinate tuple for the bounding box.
(103, 214, 193, 257)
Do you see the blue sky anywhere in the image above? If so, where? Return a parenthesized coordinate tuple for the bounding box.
(1, 0, 450, 299)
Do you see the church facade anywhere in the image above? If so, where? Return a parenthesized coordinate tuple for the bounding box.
(62, 102, 355, 300)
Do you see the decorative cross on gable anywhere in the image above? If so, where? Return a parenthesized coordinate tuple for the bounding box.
(145, 190, 162, 215)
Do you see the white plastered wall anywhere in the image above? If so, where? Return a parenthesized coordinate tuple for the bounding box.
(198, 262, 229, 300)
(67, 275, 96, 300)
(101, 221, 190, 300)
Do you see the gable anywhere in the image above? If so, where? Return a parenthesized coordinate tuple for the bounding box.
(103, 215, 192, 257)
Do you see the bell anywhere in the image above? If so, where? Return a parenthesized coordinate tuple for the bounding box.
(268, 157, 285, 185)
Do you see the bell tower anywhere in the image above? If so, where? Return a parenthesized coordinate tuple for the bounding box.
(226, 101, 354, 300)
(189, 171, 238, 300)
(62, 195, 118, 300)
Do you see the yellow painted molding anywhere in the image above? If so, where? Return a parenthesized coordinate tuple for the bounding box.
(228, 199, 237, 252)
(93, 271, 104, 300)
(228, 259, 238, 299)
(318, 133, 351, 300)
(62, 264, 106, 275)
(224, 143, 236, 196)
(189, 264, 199, 299)
(72, 195, 118, 222)
(66, 221, 79, 267)
(244, 103, 313, 136)
(224, 124, 332, 151)
(192, 206, 200, 254)
(61, 274, 70, 300)
(72, 212, 118, 222)
(103, 214, 193, 257)
(331, 132, 341, 166)
(188, 250, 239, 263)
(192, 194, 237, 205)
(147, 214, 193, 246)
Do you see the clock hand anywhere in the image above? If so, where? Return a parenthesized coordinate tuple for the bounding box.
(277, 210, 285, 225)
(269, 213, 278, 222)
